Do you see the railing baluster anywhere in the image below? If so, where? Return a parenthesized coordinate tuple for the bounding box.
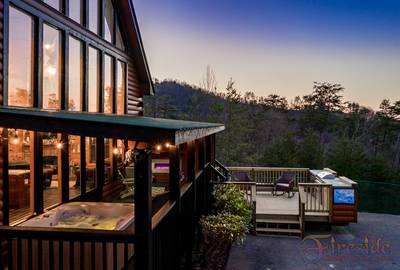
(80, 241, 84, 270)
(69, 241, 74, 270)
(124, 243, 129, 270)
(102, 242, 107, 270)
(38, 239, 43, 270)
(8, 239, 13, 270)
(91, 242, 96, 270)
(113, 242, 117, 270)
(59, 240, 63, 270)
(0, 240, 3, 270)
(17, 238, 22, 270)
(49, 240, 54, 270)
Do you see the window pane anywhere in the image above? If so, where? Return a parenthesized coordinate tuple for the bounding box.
(43, 24, 61, 110)
(8, 7, 33, 107)
(116, 61, 125, 115)
(43, 0, 61, 11)
(88, 47, 99, 112)
(68, 37, 83, 111)
(88, 0, 99, 34)
(86, 137, 97, 191)
(42, 132, 62, 210)
(104, 55, 113, 113)
(104, 138, 113, 183)
(115, 22, 125, 51)
(69, 135, 81, 199)
(69, 0, 82, 24)
(8, 129, 33, 224)
(104, 0, 114, 42)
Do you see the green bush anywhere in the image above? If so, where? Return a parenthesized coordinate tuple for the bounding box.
(200, 213, 248, 243)
(213, 184, 253, 228)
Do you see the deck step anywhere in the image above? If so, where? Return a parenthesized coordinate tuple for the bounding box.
(256, 218, 300, 224)
(256, 227, 302, 234)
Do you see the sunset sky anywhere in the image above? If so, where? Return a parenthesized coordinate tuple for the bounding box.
(134, 0, 400, 109)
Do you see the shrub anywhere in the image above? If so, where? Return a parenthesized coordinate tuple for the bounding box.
(213, 184, 253, 228)
(200, 213, 248, 243)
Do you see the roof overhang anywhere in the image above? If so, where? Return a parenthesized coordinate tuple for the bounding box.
(0, 108, 225, 145)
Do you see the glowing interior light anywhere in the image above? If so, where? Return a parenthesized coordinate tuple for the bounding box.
(44, 43, 53, 50)
(165, 142, 171, 148)
(113, 148, 119, 155)
(56, 142, 63, 150)
(12, 137, 20, 145)
(46, 65, 57, 77)
(155, 144, 162, 151)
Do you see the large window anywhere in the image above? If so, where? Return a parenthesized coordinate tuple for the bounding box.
(68, 37, 83, 111)
(104, 54, 113, 113)
(88, 47, 100, 112)
(43, 24, 61, 110)
(42, 132, 62, 210)
(86, 137, 97, 191)
(116, 61, 125, 115)
(104, 0, 114, 43)
(69, 0, 82, 24)
(8, 129, 33, 224)
(8, 7, 33, 107)
(69, 135, 81, 199)
(88, 0, 99, 34)
(115, 22, 125, 51)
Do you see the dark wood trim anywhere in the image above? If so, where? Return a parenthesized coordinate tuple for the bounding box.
(83, 41, 89, 112)
(34, 17, 43, 108)
(61, 133, 69, 203)
(99, 50, 104, 113)
(61, 29, 69, 110)
(33, 132, 43, 214)
(112, 54, 116, 114)
(134, 148, 152, 270)
(96, 136, 104, 198)
(3, 0, 10, 106)
(2, 129, 10, 225)
(80, 135, 86, 195)
(82, 0, 88, 28)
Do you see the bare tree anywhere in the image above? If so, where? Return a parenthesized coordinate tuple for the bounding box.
(201, 65, 217, 92)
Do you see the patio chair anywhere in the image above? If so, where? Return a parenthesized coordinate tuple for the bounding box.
(273, 172, 295, 198)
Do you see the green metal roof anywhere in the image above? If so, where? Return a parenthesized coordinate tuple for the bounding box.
(0, 107, 225, 145)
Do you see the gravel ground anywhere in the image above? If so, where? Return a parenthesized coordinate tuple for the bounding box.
(226, 212, 400, 270)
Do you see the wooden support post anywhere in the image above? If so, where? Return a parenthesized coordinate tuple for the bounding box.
(61, 134, 70, 203)
(33, 132, 44, 215)
(185, 141, 196, 270)
(169, 145, 181, 268)
(134, 149, 152, 270)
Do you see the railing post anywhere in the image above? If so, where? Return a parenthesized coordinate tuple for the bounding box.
(251, 184, 257, 235)
(134, 149, 152, 270)
(169, 145, 181, 269)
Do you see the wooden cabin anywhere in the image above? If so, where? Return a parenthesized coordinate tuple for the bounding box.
(0, 1, 225, 269)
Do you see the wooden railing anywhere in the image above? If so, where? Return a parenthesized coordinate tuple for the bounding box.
(0, 226, 135, 270)
(298, 183, 332, 215)
(228, 167, 310, 188)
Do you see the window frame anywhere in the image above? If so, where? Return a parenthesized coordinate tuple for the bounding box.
(3, 0, 130, 225)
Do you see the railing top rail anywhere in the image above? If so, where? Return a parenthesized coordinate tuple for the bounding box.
(298, 183, 332, 187)
(0, 225, 135, 243)
(211, 181, 256, 185)
(227, 167, 309, 171)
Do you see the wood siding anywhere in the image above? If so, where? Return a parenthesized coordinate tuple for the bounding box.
(127, 61, 144, 116)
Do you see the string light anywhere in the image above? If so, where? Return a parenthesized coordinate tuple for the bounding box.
(165, 142, 171, 148)
(56, 142, 63, 150)
(113, 148, 119, 155)
(155, 144, 162, 151)
(12, 136, 20, 145)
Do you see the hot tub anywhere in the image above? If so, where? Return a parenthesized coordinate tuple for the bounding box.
(20, 202, 134, 230)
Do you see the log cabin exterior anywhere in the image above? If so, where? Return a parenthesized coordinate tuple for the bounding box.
(0, 1, 225, 269)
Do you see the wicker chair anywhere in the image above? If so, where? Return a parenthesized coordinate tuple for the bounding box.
(273, 172, 295, 198)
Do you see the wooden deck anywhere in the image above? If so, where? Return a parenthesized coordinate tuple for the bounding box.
(256, 192, 299, 216)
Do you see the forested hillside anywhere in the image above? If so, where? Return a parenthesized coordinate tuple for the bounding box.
(144, 79, 400, 182)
